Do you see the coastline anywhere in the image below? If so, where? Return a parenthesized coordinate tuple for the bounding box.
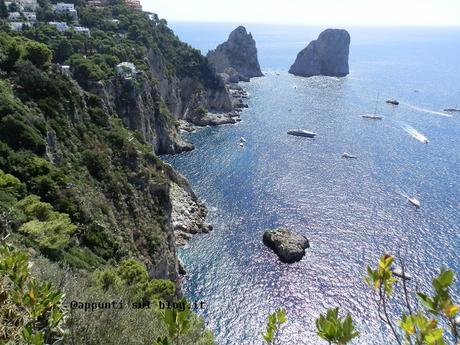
(169, 81, 251, 248)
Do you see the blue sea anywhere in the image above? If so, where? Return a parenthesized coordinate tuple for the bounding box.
(164, 23, 460, 345)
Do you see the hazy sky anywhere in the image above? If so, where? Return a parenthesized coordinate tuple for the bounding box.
(143, 0, 460, 26)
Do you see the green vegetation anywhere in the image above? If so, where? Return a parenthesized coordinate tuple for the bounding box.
(260, 255, 458, 344)
(315, 308, 359, 345)
(365, 255, 459, 345)
(0, 244, 65, 344)
(261, 308, 287, 345)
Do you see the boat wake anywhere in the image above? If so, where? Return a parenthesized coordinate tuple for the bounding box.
(400, 102, 452, 117)
(402, 125, 429, 144)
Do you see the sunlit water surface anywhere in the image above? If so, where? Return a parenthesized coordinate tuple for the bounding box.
(164, 24, 460, 345)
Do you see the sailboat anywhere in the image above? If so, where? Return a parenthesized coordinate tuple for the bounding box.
(362, 93, 384, 120)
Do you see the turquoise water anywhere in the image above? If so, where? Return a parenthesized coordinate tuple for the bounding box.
(165, 23, 460, 344)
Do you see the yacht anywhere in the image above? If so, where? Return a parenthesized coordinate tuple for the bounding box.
(287, 129, 317, 138)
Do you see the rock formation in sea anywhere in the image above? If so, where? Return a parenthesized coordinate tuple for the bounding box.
(289, 29, 350, 77)
(263, 228, 310, 263)
(207, 26, 263, 82)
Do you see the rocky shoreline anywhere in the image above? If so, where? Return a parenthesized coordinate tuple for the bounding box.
(169, 83, 250, 249)
(168, 24, 259, 253)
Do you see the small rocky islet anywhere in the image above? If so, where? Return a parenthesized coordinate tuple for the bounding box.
(263, 228, 310, 263)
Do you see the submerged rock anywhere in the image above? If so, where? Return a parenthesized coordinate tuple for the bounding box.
(289, 29, 350, 77)
(207, 26, 263, 81)
(263, 228, 310, 263)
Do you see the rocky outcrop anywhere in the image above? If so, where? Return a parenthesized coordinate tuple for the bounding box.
(207, 26, 263, 82)
(263, 228, 310, 263)
(289, 29, 350, 77)
(91, 75, 194, 155)
(170, 182, 212, 247)
(147, 49, 236, 127)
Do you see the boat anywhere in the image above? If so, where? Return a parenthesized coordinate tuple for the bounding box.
(287, 129, 317, 138)
(408, 197, 420, 208)
(240, 137, 246, 143)
(342, 152, 357, 159)
(444, 108, 460, 113)
(444, 92, 460, 112)
(392, 267, 412, 280)
(362, 114, 384, 120)
(386, 99, 399, 106)
(239, 142, 244, 148)
(363, 93, 384, 120)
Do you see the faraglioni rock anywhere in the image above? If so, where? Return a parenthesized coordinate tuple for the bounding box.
(207, 26, 263, 82)
(263, 228, 310, 263)
(289, 29, 350, 77)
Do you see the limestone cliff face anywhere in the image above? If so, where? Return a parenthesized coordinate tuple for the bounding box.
(289, 29, 351, 77)
(91, 75, 194, 155)
(207, 26, 263, 81)
(147, 49, 234, 125)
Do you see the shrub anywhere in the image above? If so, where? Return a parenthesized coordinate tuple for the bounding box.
(24, 41, 53, 68)
(16, 195, 77, 251)
(82, 148, 111, 180)
(0, 244, 65, 344)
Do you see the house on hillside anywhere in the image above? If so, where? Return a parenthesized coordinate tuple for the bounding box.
(8, 12, 22, 21)
(73, 26, 90, 36)
(22, 11, 36, 22)
(48, 21, 69, 31)
(54, 2, 77, 18)
(124, 0, 142, 10)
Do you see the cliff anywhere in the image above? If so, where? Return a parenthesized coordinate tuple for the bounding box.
(207, 26, 263, 82)
(289, 29, 351, 77)
(0, 5, 227, 289)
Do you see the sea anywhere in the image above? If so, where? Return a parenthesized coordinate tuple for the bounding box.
(163, 23, 460, 345)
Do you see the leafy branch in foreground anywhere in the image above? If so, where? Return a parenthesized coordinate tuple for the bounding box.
(316, 307, 360, 345)
(366, 254, 459, 345)
(160, 298, 192, 345)
(261, 308, 287, 345)
(0, 243, 65, 345)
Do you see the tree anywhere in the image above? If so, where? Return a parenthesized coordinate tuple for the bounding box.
(0, 0, 8, 19)
(0, 33, 23, 71)
(24, 41, 53, 68)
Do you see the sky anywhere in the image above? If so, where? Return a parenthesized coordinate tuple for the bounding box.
(142, 0, 460, 27)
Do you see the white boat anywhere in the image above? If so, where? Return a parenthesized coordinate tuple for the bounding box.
(408, 197, 420, 208)
(362, 114, 384, 120)
(392, 267, 412, 280)
(342, 152, 357, 159)
(239, 142, 244, 148)
(287, 129, 317, 138)
(240, 137, 246, 143)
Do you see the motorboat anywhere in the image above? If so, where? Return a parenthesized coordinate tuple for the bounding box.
(386, 99, 399, 106)
(362, 114, 384, 120)
(240, 137, 246, 143)
(287, 129, 317, 138)
(392, 267, 412, 280)
(408, 197, 420, 208)
(342, 152, 357, 159)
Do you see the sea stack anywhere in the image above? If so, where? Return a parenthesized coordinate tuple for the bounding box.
(207, 26, 263, 82)
(289, 29, 350, 77)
